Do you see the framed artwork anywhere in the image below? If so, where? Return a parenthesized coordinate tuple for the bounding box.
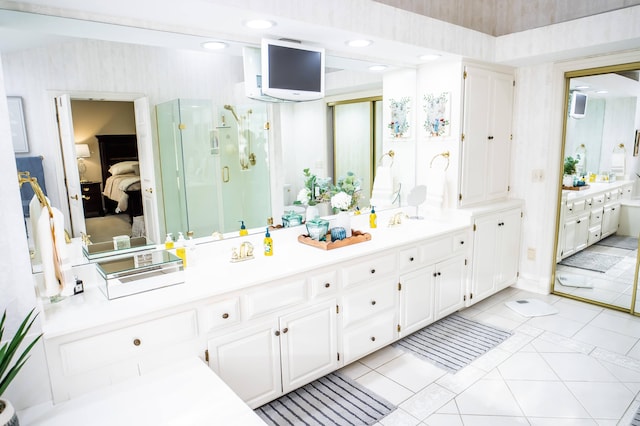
(388, 97, 411, 138)
(423, 92, 450, 137)
(8, 96, 29, 153)
(634, 130, 639, 157)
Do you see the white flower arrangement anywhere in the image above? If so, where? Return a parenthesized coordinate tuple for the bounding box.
(296, 187, 311, 205)
(331, 191, 353, 211)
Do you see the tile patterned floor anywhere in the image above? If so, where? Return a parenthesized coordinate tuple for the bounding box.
(339, 287, 640, 425)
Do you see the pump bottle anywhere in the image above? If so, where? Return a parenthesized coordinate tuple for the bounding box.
(239, 220, 248, 236)
(369, 206, 377, 228)
(264, 228, 273, 256)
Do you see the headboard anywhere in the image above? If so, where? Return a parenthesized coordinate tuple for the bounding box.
(96, 134, 138, 185)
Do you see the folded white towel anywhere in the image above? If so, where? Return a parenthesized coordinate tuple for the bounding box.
(611, 153, 625, 175)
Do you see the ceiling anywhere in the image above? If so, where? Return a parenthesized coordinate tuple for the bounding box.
(0, 0, 639, 73)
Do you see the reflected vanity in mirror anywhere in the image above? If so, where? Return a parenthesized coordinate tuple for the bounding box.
(552, 62, 640, 313)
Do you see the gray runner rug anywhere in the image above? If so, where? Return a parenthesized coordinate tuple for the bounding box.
(558, 250, 623, 273)
(393, 314, 512, 373)
(255, 372, 395, 426)
(596, 235, 638, 250)
(631, 404, 640, 426)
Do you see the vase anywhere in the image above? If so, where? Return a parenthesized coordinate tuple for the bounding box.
(305, 205, 319, 222)
(562, 175, 574, 187)
(0, 399, 19, 426)
(334, 211, 352, 238)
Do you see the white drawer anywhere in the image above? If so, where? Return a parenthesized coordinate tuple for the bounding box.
(588, 226, 601, 245)
(399, 247, 419, 272)
(342, 311, 397, 364)
(244, 278, 307, 319)
(310, 269, 338, 299)
(342, 253, 397, 288)
(590, 208, 603, 225)
(199, 297, 241, 334)
(342, 280, 396, 327)
(572, 199, 587, 212)
(60, 310, 198, 376)
(592, 195, 605, 206)
(451, 231, 470, 254)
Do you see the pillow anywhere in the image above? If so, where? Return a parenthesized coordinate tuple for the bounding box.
(109, 161, 139, 176)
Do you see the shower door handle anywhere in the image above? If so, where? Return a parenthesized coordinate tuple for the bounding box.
(222, 166, 230, 183)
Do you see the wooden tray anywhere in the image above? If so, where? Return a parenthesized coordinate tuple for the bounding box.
(298, 230, 372, 250)
(562, 184, 590, 191)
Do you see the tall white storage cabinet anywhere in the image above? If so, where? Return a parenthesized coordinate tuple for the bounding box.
(459, 65, 515, 207)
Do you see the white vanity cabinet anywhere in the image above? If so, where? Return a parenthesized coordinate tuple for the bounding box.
(459, 65, 514, 206)
(560, 209, 590, 258)
(207, 299, 338, 409)
(602, 201, 621, 238)
(45, 309, 201, 403)
(468, 205, 522, 305)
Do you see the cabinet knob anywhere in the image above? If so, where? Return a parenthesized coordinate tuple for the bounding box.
(460, 240, 464, 245)
(282, 327, 288, 334)
(487, 136, 494, 140)
(275, 330, 281, 336)
(324, 282, 331, 288)
(433, 272, 437, 277)
(133, 338, 141, 346)
(437, 272, 441, 276)
(371, 300, 376, 306)
(370, 336, 376, 342)
(222, 313, 229, 319)
(576, 220, 581, 224)
(370, 269, 376, 274)
(409, 256, 414, 262)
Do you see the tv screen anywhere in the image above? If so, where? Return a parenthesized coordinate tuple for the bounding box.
(261, 39, 324, 101)
(570, 91, 588, 118)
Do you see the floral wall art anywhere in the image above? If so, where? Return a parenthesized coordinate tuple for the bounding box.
(423, 92, 450, 138)
(388, 97, 411, 138)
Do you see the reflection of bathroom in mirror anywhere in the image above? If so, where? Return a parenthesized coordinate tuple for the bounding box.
(553, 64, 640, 311)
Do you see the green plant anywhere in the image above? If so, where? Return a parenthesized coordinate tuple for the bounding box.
(563, 156, 579, 175)
(0, 308, 42, 397)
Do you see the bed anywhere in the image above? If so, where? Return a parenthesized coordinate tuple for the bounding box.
(96, 134, 143, 221)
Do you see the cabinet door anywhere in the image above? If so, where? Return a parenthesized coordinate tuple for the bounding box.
(399, 266, 435, 336)
(460, 67, 492, 206)
(434, 256, 467, 320)
(280, 301, 338, 393)
(495, 208, 522, 291)
(602, 203, 621, 238)
(574, 213, 590, 252)
(561, 218, 578, 259)
(470, 214, 498, 304)
(485, 72, 514, 200)
(207, 321, 281, 408)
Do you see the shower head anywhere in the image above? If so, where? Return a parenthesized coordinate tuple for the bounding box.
(223, 104, 240, 122)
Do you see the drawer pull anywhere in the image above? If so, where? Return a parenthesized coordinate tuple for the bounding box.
(437, 272, 441, 276)
(371, 300, 376, 306)
(133, 338, 141, 346)
(459, 240, 464, 245)
(433, 272, 437, 277)
(370, 269, 376, 274)
(275, 330, 281, 336)
(324, 283, 331, 288)
(370, 336, 376, 342)
(222, 313, 229, 319)
(409, 257, 414, 262)
(282, 328, 288, 334)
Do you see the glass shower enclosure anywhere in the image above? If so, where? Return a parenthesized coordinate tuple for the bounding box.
(156, 99, 271, 238)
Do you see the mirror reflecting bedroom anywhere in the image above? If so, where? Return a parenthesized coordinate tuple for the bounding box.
(553, 64, 640, 311)
(70, 100, 143, 244)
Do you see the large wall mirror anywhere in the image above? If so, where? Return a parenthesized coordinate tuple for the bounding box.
(552, 62, 640, 314)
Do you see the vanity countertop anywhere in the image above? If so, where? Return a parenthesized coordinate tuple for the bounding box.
(38, 207, 479, 338)
(562, 180, 633, 201)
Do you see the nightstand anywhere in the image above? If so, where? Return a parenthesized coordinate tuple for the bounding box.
(81, 181, 104, 217)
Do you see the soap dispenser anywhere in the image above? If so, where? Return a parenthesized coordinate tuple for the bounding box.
(164, 233, 174, 250)
(239, 220, 248, 236)
(264, 228, 273, 256)
(175, 232, 187, 266)
(369, 206, 377, 228)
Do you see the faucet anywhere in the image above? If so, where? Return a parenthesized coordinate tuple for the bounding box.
(231, 241, 254, 262)
(388, 211, 406, 227)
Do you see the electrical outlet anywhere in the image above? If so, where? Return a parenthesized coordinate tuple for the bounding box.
(527, 247, 536, 260)
(531, 169, 544, 182)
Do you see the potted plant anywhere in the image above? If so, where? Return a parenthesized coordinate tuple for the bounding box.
(0, 308, 41, 426)
(563, 156, 579, 187)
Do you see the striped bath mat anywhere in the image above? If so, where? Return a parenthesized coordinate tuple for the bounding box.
(255, 372, 395, 425)
(393, 314, 512, 373)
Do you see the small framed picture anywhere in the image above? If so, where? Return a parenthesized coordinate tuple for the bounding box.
(8, 96, 29, 153)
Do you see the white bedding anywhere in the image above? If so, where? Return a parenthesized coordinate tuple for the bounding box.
(103, 173, 141, 212)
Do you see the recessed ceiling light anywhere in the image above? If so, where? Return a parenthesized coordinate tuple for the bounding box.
(347, 39, 372, 48)
(244, 19, 275, 29)
(575, 85, 589, 90)
(419, 53, 441, 61)
(201, 41, 227, 50)
(596, 90, 608, 94)
(368, 65, 387, 72)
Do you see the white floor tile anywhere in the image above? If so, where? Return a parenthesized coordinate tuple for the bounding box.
(338, 360, 371, 380)
(497, 332, 534, 353)
(498, 352, 560, 380)
(541, 352, 618, 382)
(572, 325, 638, 354)
(379, 408, 422, 426)
(422, 413, 463, 426)
(527, 417, 597, 425)
(359, 345, 406, 369)
(435, 365, 486, 394)
(598, 359, 640, 382)
(589, 311, 640, 338)
(469, 347, 512, 372)
(434, 400, 459, 415)
(553, 298, 603, 323)
(564, 381, 634, 419)
(514, 323, 545, 337)
(506, 380, 590, 418)
(531, 337, 580, 353)
(525, 314, 585, 338)
(471, 311, 523, 331)
(459, 415, 529, 425)
(455, 379, 524, 416)
(400, 383, 456, 421)
(537, 331, 595, 354)
(627, 339, 640, 360)
(355, 370, 414, 406)
(376, 353, 447, 393)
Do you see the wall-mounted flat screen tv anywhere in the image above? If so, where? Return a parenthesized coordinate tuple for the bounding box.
(261, 38, 325, 102)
